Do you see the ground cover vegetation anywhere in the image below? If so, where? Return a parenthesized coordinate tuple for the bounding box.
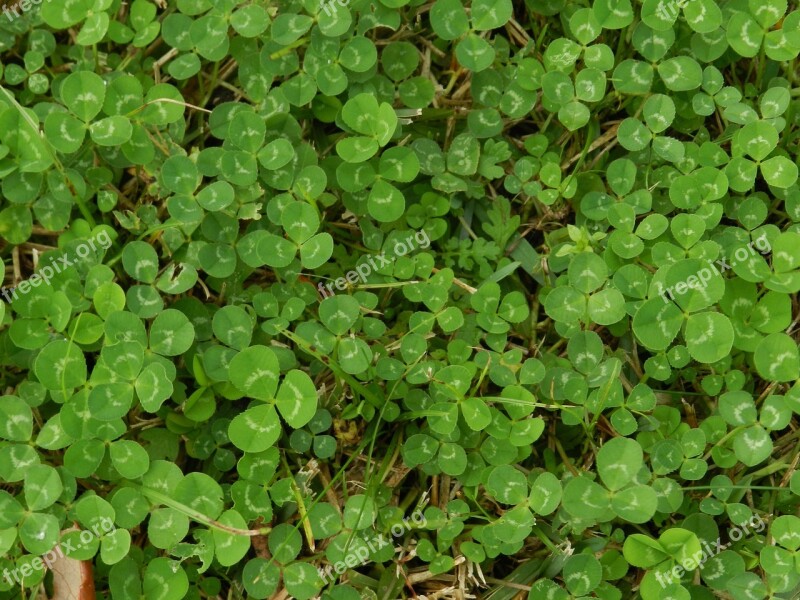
(1, 0, 800, 598)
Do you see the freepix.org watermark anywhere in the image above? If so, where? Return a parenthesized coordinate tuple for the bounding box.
(317, 229, 430, 299)
(654, 0, 682, 22)
(2, 517, 115, 586)
(657, 234, 772, 304)
(317, 510, 426, 585)
(655, 513, 767, 588)
(1, 230, 113, 303)
(319, 0, 350, 16)
(2, 0, 41, 22)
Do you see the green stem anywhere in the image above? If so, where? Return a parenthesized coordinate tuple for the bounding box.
(281, 453, 316, 550)
(702, 425, 743, 461)
(745, 461, 789, 480)
(133, 484, 272, 536)
(0, 85, 96, 228)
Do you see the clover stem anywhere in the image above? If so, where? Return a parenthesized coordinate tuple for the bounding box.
(702, 425, 743, 461)
(281, 452, 316, 551)
(269, 37, 309, 60)
(133, 484, 271, 536)
(554, 438, 578, 477)
(745, 461, 789, 480)
(375, 428, 403, 488)
(0, 85, 96, 228)
(530, 524, 561, 555)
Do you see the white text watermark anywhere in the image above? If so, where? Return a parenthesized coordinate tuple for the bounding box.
(1, 230, 112, 303)
(657, 235, 772, 303)
(655, 513, 767, 588)
(2, 517, 115, 586)
(317, 229, 430, 299)
(317, 510, 426, 585)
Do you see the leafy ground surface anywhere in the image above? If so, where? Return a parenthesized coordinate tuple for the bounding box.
(1, 0, 800, 599)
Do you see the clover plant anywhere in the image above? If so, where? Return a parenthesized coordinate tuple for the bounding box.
(0, 0, 799, 599)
